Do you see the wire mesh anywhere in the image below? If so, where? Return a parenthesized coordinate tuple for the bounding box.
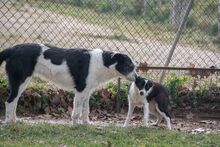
(0, 0, 220, 83)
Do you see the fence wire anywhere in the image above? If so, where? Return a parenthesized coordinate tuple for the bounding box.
(0, 0, 220, 84)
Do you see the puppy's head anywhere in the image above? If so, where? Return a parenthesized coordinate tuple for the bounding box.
(135, 76, 153, 96)
(111, 53, 137, 81)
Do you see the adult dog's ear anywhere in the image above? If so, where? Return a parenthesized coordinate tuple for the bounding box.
(111, 53, 124, 62)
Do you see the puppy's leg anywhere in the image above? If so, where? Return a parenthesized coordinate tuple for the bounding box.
(155, 115, 163, 126)
(81, 93, 91, 124)
(156, 105, 171, 130)
(72, 93, 84, 125)
(149, 100, 162, 126)
(123, 100, 135, 127)
(5, 77, 31, 123)
(150, 112, 162, 126)
(143, 100, 149, 127)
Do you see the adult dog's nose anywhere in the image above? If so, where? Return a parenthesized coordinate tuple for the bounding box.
(140, 91, 144, 96)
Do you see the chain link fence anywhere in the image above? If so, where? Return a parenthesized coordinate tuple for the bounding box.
(0, 0, 220, 85)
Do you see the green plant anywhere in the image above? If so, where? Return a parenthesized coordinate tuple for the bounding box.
(106, 81, 117, 97)
(32, 92, 49, 113)
(0, 76, 8, 89)
(165, 74, 188, 108)
(90, 91, 101, 109)
(0, 76, 8, 108)
(189, 86, 214, 108)
(107, 81, 129, 109)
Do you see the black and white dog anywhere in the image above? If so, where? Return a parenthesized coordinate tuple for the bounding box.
(124, 76, 171, 129)
(0, 43, 137, 124)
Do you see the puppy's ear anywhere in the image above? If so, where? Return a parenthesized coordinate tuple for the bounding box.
(135, 76, 141, 83)
(148, 80, 153, 87)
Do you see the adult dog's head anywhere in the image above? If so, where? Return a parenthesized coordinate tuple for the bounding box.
(103, 51, 137, 81)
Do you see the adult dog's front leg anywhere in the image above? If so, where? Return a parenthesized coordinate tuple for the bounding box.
(72, 93, 84, 125)
(123, 100, 135, 127)
(81, 97, 90, 124)
(143, 101, 149, 127)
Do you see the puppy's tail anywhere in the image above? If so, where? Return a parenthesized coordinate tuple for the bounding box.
(0, 48, 12, 66)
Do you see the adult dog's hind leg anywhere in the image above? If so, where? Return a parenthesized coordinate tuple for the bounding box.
(5, 77, 31, 123)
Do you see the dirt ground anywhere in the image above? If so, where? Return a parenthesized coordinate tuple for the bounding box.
(0, 113, 219, 134)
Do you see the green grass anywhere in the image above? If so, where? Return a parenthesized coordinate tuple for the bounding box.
(0, 123, 219, 146)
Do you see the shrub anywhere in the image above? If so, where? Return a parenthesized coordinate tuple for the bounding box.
(90, 91, 101, 109)
(0, 76, 8, 89)
(107, 81, 129, 109)
(165, 74, 188, 108)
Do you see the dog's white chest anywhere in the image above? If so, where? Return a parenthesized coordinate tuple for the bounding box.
(129, 83, 145, 107)
(130, 94, 145, 107)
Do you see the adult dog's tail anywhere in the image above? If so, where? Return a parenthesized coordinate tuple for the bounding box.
(0, 48, 12, 66)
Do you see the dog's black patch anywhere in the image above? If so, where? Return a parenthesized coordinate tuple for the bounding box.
(146, 82, 159, 102)
(65, 49, 91, 92)
(152, 83, 171, 118)
(103, 52, 135, 76)
(135, 76, 145, 90)
(147, 82, 171, 118)
(102, 51, 115, 67)
(43, 45, 65, 65)
(4, 43, 42, 102)
(113, 53, 135, 76)
(43, 45, 91, 92)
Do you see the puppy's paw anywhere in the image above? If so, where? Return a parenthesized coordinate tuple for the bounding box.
(150, 122, 158, 126)
(123, 123, 128, 127)
(142, 122, 149, 128)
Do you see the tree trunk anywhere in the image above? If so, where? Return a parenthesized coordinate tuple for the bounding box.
(170, 0, 189, 31)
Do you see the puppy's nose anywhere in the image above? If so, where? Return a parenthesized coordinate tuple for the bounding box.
(140, 91, 144, 96)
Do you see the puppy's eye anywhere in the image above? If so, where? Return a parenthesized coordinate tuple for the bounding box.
(145, 85, 150, 90)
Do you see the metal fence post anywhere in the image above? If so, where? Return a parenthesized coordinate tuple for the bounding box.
(116, 78, 121, 113)
(159, 0, 194, 83)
